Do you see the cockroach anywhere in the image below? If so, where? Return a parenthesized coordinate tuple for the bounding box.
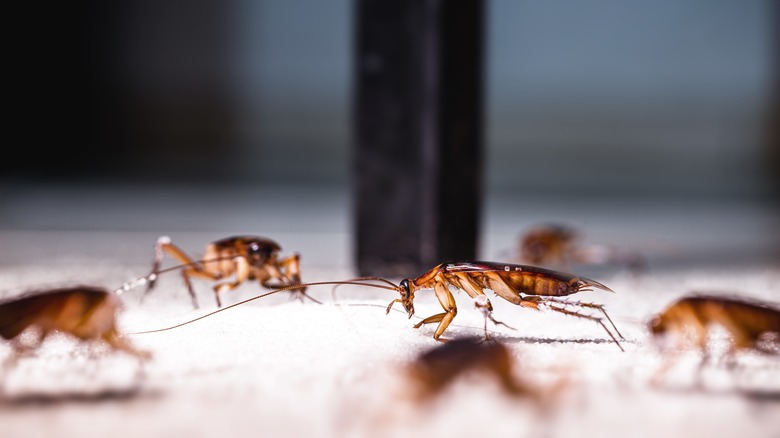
(405, 337, 533, 402)
(387, 261, 624, 350)
(0, 286, 151, 366)
(134, 261, 624, 351)
(518, 223, 645, 274)
(144, 235, 311, 308)
(648, 293, 780, 379)
(519, 223, 580, 267)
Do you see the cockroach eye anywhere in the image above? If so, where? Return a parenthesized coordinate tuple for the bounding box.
(400, 279, 411, 299)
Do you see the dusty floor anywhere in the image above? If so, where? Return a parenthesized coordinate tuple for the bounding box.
(0, 187, 778, 438)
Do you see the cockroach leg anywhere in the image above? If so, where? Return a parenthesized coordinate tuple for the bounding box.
(413, 282, 459, 341)
(526, 295, 625, 340)
(471, 295, 515, 341)
(542, 302, 624, 352)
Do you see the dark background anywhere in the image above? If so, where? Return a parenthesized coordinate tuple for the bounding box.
(4, 0, 778, 199)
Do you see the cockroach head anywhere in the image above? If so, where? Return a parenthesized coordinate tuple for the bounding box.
(247, 241, 275, 265)
(646, 313, 675, 351)
(399, 278, 415, 318)
(647, 314, 666, 335)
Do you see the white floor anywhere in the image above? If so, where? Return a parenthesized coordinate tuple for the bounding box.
(0, 184, 778, 438)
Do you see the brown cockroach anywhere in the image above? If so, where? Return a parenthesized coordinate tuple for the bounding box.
(144, 235, 311, 309)
(134, 260, 624, 351)
(405, 337, 534, 402)
(648, 293, 780, 379)
(518, 223, 645, 274)
(519, 223, 580, 267)
(385, 261, 624, 350)
(0, 286, 151, 365)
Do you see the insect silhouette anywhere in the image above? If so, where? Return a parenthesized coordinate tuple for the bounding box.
(0, 285, 151, 368)
(648, 293, 780, 381)
(518, 223, 645, 275)
(134, 261, 624, 351)
(144, 235, 311, 308)
(404, 337, 535, 402)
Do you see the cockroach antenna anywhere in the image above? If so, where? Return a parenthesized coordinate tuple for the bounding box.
(127, 279, 401, 335)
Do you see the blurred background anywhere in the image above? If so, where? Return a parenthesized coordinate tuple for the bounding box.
(1, 0, 778, 270)
(1, 3, 779, 437)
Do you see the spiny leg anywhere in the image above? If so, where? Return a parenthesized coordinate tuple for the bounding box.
(471, 295, 515, 341)
(474, 296, 494, 340)
(532, 296, 624, 340)
(539, 300, 624, 352)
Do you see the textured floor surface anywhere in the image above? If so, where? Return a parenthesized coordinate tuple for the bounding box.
(0, 186, 778, 438)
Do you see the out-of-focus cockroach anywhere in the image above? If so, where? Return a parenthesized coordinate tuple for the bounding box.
(0, 286, 151, 366)
(133, 261, 624, 351)
(519, 223, 580, 267)
(648, 293, 780, 381)
(518, 223, 645, 275)
(405, 337, 534, 402)
(144, 235, 311, 309)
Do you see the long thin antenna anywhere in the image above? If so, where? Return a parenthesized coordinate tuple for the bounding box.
(127, 280, 400, 335)
(331, 276, 402, 300)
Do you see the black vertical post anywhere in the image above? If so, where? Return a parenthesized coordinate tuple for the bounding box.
(770, 1, 780, 201)
(353, 0, 485, 277)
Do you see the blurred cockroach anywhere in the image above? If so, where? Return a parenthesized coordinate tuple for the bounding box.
(518, 223, 645, 274)
(519, 223, 580, 267)
(405, 337, 534, 402)
(134, 260, 624, 351)
(144, 235, 310, 308)
(0, 286, 151, 366)
(648, 294, 780, 381)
